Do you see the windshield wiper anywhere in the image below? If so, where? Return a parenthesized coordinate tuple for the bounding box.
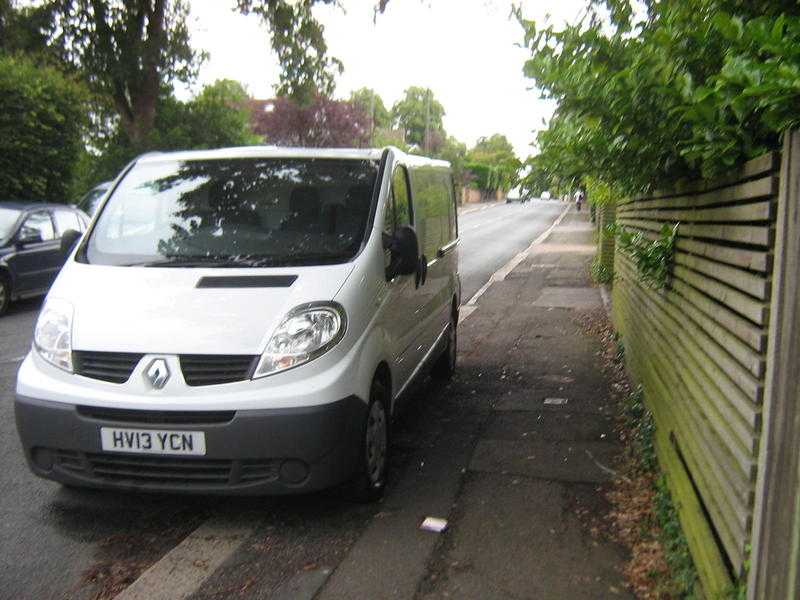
(126, 257, 263, 268)
(287, 253, 353, 266)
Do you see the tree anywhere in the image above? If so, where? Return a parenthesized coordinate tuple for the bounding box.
(371, 126, 410, 151)
(0, 54, 87, 201)
(153, 79, 260, 150)
(517, 0, 800, 195)
(391, 86, 445, 149)
(251, 95, 370, 147)
(465, 134, 520, 195)
(236, 0, 342, 105)
(350, 87, 391, 139)
(467, 134, 516, 165)
(45, 0, 349, 149)
(73, 80, 260, 197)
(51, 0, 201, 147)
(433, 136, 468, 200)
(0, 0, 56, 58)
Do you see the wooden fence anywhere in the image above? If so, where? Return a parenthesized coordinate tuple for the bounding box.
(609, 136, 800, 597)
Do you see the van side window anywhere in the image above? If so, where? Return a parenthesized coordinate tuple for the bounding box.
(410, 167, 452, 259)
(386, 166, 412, 233)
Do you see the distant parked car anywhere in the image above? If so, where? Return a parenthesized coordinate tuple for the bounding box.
(506, 186, 527, 203)
(540, 191, 551, 200)
(77, 181, 112, 216)
(0, 202, 89, 315)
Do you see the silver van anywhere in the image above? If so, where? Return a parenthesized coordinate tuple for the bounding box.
(15, 146, 460, 501)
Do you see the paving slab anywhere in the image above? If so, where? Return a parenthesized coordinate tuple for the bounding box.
(469, 438, 619, 483)
(532, 286, 602, 309)
(483, 410, 616, 443)
(417, 473, 632, 600)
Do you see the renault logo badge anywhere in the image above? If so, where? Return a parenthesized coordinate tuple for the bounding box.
(145, 358, 170, 389)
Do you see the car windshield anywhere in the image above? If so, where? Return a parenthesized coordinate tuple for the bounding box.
(85, 157, 379, 267)
(0, 207, 22, 242)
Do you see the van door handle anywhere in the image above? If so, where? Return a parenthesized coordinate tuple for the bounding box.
(437, 239, 459, 258)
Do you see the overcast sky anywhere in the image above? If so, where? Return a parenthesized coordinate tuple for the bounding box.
(183, 0, 587, 159)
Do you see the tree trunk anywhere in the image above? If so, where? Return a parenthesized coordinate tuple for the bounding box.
(97, 0, 164, 148)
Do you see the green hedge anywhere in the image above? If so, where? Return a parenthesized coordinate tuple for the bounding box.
(0, 55, 87, 201)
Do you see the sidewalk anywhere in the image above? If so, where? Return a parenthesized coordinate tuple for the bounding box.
(418, 210, 631, 599)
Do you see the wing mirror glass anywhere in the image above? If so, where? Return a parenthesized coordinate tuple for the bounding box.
(383, 225, 419, 279)
(16, 229, 43, 247)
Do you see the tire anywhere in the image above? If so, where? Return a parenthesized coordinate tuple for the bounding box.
(0, 274, 10, 317)
(349, 376, 390, 503)
(432, 312, 457, 380)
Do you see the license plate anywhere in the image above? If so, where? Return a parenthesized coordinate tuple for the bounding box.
(100, 427, 206, 456)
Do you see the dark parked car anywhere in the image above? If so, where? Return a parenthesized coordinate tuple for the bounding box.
(0, 202, 89, 315)
(77, 180, 112, 216)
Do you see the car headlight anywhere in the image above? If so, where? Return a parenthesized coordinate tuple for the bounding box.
(34, 298, 74, 372)
(253, 303, 346, 378)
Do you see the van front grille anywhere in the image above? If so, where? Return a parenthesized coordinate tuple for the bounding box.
(71, 352, 257, 386)
(179, 354, 257, 386)
(52, 449, 281, 487)
(73, 351, 144, 384)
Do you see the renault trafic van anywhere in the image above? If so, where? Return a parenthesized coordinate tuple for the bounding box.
(15, 147, 460, 501)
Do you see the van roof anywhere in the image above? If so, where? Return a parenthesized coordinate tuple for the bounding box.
(134, 146, 451, 169)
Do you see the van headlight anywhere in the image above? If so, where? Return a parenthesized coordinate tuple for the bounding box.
(34, 298, 74, 372)
(253, 303, 346, 378)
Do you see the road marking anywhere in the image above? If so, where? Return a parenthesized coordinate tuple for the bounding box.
(458, 202, 501, 216)
(113, 516, 256, 600)
(458, 305, 478, 324)
(461, 205, 571, 321)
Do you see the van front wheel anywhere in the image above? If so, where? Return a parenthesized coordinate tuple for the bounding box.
(349, 376, 389, 502)
(432, 314, 457, 380)
(0, 274, 10, 316)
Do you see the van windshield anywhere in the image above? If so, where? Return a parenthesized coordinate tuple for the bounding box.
(84, 157, 379, 267)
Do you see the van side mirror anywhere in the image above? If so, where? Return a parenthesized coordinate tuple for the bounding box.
(60, 229, 82, 256)
(383, 225, 419, 280)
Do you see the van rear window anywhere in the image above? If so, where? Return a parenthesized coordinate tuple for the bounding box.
(84, 158, 378, 267)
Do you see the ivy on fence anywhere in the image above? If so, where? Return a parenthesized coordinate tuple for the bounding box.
(612, 223, 679, 289)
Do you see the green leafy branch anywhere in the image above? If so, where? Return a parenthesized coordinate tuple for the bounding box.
(613, 223, 679, 289)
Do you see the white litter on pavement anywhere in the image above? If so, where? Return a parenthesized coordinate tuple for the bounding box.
(420, 517, 448, 533)
(544, 397, 569, 405)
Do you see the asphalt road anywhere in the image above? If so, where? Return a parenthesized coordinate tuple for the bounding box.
(458, 200, 564, 300)
(0, 200, 566, 600)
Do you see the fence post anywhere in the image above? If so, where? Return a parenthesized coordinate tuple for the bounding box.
(748, 130, 800, 600)
(595, 203, 616, 282)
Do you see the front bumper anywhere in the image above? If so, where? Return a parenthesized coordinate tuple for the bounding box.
(15, 394, 366, 495)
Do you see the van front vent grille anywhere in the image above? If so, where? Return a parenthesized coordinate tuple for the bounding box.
(51, 449, 281, 487)
(85, 452, 233, 485)
(179, 354, 257, 386)
(76, 406, 236, 426)
(73, 351, 145, 384)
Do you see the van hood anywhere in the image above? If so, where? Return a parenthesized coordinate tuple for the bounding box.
(51, 262, 356, 355)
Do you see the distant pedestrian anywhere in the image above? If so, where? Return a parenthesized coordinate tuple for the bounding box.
(575, 190, 584, 212)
